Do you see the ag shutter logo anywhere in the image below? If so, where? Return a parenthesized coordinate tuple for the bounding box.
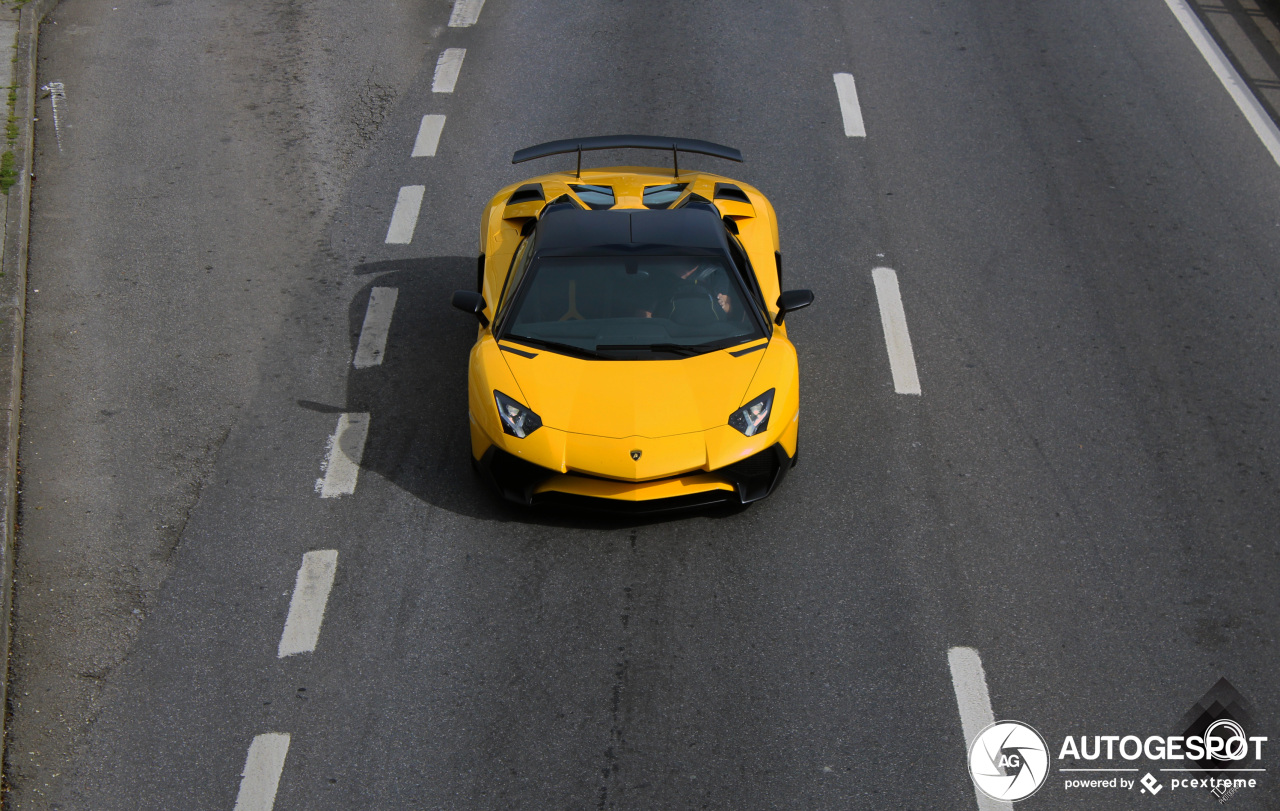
(968, 721, 1051, 802)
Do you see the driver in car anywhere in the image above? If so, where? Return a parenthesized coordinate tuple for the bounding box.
(635, 259, 734, 319)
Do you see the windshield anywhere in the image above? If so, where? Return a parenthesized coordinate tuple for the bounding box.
(499, 255, 766, 358)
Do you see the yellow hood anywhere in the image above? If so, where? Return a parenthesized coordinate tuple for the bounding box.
(501, 344, 767, 439)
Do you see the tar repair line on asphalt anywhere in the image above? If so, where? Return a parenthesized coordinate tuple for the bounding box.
(278, 550, 339, 657)
(448, 0, 486, 27)
(833, 72, 866, 137)
(384, 185, 425, 244)
(233, 733, 291, 811)
(1162, 0, 1280, 168)
(353, 287, 399, 368)
(871, 267, 921, 395)
(433, 48, 467, 93)
(315, 413, 371, 498)
(948, 647, 1015, 811)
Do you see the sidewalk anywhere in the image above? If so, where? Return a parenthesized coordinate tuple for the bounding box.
(0, 0, 60, 797)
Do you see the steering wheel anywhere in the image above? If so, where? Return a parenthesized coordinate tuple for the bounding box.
(667, 286, 722, 325)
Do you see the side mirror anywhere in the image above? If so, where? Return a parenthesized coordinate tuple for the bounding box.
(451, 290, 489, 328)
(774, 289, 814, 324)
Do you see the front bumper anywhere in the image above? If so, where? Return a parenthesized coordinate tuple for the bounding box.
(476, 442, 794, 512)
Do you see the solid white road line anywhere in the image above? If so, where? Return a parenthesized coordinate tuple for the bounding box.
(833, 72, 867, 137)
(871, 267, 921, 395)
(353, 287, 399, 368)
(1163, 0, 1280, 168)
(412, 115, 446, 158)
(448, 0, 486, 27)
(233, 733, 291, 811)
(948, 647, 1014, 811)
(278, 550, 339, 657)
(384, 185, 425, 244)
(433, 48, 467, 93)
(315, 413, 371, 498)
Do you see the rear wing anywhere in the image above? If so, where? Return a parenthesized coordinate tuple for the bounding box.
(512, 135, 742, 177)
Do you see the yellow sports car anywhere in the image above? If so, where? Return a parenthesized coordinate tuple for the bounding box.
(451, 135, 813, 512)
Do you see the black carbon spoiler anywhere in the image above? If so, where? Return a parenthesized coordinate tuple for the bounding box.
(512, 135, 742, 178)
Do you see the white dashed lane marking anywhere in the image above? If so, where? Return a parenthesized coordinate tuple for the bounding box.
(278, 550, 339, 657)
(871, 267, 921, 395)
(948, 647, 1014, 811)
(412, 115, 446, 158)
(1162, 0, 1280, 168)
(448, 0, 486, 27)
(233, 733, 291, 811)
(833, 72, 866, 138)
(315, 413, 370, 498)
(353, 287, 399, 368)
(385, 185, 425, 244)
(433, 48, 467, 93)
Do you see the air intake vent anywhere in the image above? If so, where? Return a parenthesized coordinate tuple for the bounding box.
(540, 193, 586, 216)
(713, 183, 751, 204)
(674, 192, 712, 209)
(507, 183, 544, 205)
(724, 449, 780, 481)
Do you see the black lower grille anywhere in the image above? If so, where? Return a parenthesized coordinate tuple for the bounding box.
(723, 451, 780, 481)
(481, 447, 554, 504)
(532, 490, 735, 515)
(477, 443, 794, 510)
(720, 444, 791, 503)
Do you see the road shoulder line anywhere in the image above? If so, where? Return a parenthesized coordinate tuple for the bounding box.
(1163, 0, 1280, 167)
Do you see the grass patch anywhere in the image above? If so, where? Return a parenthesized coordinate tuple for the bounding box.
(0, 150, 16, 193)
(1, 84, 14, 195)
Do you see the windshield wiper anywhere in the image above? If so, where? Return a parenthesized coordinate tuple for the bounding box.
(503, 335, 607, 360)
(596, 343, 711, 357)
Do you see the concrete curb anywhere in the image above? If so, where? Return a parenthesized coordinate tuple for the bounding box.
(0, 0, 59, 796)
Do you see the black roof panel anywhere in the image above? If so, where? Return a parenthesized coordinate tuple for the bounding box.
(536, 209, 631, 250)
(535, 206, 727, 255)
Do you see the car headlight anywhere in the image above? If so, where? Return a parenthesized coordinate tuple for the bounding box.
(494, 390, 542, 438)
(728, 388, 774, 437)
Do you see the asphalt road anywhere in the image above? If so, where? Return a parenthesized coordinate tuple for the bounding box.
(7, 0, 1280, 809)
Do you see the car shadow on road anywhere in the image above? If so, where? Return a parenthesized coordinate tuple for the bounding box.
(322, 256, 743, 528)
